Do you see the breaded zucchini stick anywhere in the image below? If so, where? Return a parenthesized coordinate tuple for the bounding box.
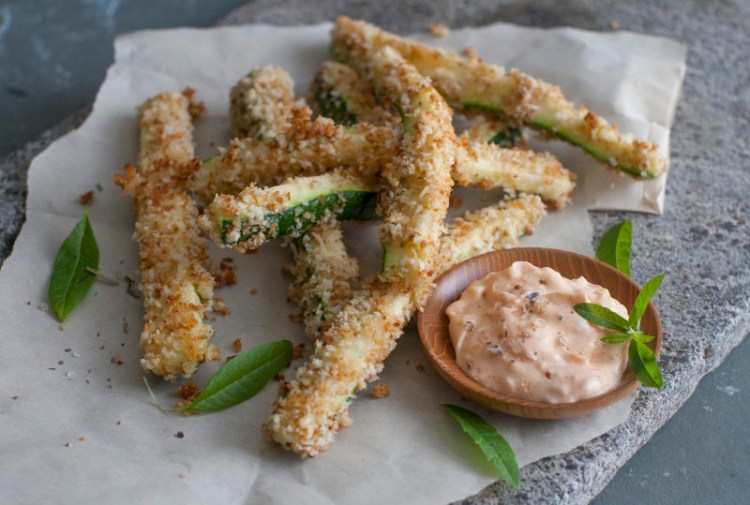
(332, 16, 666, 178)
(198, 170, 378, 252)
(437, 194, 545, 268)
(453, 136, 575, 209)
(188, 107, 397, 203)
(267, 47, 456, 456)
(286, 225, 359, 339)
(113, 90, 216, 380)
(230, 66, 296, 140)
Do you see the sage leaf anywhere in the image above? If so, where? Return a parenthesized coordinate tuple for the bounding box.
(178, 339, 292, 413)
(49, 211, 99, 322)
(629, 273, 665, 328)
(600, 333, 632, 344)
(628, 340, 663, 388)
(596, 220, 632, 277)
(443, 404, 520, 489)
(574, 303, 630, 333)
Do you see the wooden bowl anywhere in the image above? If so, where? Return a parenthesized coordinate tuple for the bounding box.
(417, 248, 662, 419)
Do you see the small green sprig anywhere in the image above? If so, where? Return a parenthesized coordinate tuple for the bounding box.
(574, 273, 664, 388)
(579, 219, 664, 388)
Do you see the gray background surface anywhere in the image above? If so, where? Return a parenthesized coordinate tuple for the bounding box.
(1, 1, 748, 503)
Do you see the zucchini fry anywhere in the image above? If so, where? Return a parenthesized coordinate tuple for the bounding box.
(230, 66, 296, 140)
(453, 136, 575, 209)
(113, 90, 216, 380)
(332, 16, 666, 178)
(437, 194, 545, 269)
(287, 224, 359, 339)
(188, 108, 397, 203)
(267, 47, 456, 456)
(198, 170, 378, 252)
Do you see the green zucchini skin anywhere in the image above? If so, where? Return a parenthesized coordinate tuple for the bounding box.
(314, 87, 358, 126)
(488, 127, 522, 148)
(221, 189, 377, 245)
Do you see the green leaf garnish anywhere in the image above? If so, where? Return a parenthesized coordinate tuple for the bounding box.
(574, 303, 630, 332)
(575, 280, 663, 387)
(629, 273, 665, 328)
(628, 340, 663, 388)
(596, 220, 632, 277)
(48, 210, 99, 322)
(600, 333, 632, 344)
(178, 340, 293, 413)
(443, 404, 520, 489)
(631, 332, 655, 343)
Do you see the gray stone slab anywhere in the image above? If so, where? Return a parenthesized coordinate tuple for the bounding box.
(1, 1, 748, 504)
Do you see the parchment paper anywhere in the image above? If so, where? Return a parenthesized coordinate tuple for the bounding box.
(0, 23, 686, 505)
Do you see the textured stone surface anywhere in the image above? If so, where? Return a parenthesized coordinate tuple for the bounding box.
(0, 1, 748, 503)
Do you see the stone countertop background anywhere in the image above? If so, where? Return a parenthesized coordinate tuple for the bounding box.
(1, 0, 749, 503)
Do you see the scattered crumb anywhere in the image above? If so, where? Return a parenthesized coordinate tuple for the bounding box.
(273, 374, 285, 382)
(38, 303, 49, 312)
(177, 379, 201, 403)
(610, 20, 620, 30)
(213, 297, 231, 316)
(249, 288, 257, 296)
(182, 87, 205, 120)
(179, 471, 190, 479)
(124, 276, 143, 299)
(12, 395, 18, 400)
(110, 356, 124, 366)
(463, 47, 477, 59)
(225, 354, 236, 362)
(64, 442, 72, 448)
(292, 342, 306, 360)
(59, 324, 67, 331)
(233, 338, 242, 353)
(214, 258, 238, 288)
(116, 421, 121, 425)
(406, 360, 410, 365)
(122, 317, 128, 334)
(78, 435, 86, 442)
(416, 363, 425, 372)
(430, 23, 450, 38)
(278, 381, 290, 397)
(175, 431, 185, 439)
(449, 194, 463, 208)
(79, 191, 95, 206)
(58, 360, 64, 366)
(96, 183, 103, 192)
(371, 383, 390, 399)
(26, 300, 31, 305)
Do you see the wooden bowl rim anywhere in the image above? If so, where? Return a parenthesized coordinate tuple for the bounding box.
(417, 247, 663, 419)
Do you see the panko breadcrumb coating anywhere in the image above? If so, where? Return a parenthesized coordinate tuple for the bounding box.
(230, 66, 296, 140)
(113, 90, 217, 380)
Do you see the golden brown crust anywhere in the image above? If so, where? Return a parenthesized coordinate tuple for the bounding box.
(114, 92, 216, 380)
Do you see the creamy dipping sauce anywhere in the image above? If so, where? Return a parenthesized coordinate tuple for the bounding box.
(446, 261, 629, 403)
